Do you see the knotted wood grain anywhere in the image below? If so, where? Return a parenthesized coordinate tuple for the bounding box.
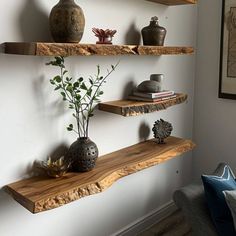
(5, 137, 195, 213)
(2, 43, 194, 56)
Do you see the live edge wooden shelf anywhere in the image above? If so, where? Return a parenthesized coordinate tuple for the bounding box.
(5, 136, 195, 214)
(146, 0, 197, 5)
(99, 93, 187, 117)
(1, 43, 194, 57)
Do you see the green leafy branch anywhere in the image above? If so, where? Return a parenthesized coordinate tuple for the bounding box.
(46, 56, 118, 138)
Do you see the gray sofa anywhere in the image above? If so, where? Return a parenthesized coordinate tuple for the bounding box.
(173, 163, 230, 236)
(173, 183, 217, 236)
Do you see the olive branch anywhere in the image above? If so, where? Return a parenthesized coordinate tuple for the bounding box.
(46, 56, 118, 138)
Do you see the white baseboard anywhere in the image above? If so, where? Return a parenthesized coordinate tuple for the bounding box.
(112, 201, 177, 236)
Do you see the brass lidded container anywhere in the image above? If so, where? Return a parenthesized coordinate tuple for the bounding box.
(141, 16, 167, 46)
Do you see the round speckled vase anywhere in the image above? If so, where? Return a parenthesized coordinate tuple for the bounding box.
(49, 0, 85, 43)
(69, 137, 98, 172)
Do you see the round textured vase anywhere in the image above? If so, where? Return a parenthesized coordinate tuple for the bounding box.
(49, 0, 85, 43)
(141, 16, 166, 46)
(69, 137, 98, 172)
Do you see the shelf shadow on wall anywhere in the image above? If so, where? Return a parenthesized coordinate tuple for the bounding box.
(0, 188, 17, 215)
(49, 143, 70, 162)
(8, 143, 70, 179)
(29, 143, 70, 177)
(122, 80, 137, 99)
(32, 75, 66, 119)
(125, 22, 141, 45)
(139, 121, 151, 141)
(18, 0, 51, 42)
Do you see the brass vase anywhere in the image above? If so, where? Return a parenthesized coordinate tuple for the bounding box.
(141, 16, 167, 46)
(49, 0, 85, 43)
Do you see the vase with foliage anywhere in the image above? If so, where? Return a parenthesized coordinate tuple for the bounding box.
(47, 57, 117, 172)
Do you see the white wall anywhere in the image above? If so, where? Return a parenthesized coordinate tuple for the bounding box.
(193, 0, 236, 178)
(0, 1, 197, 235)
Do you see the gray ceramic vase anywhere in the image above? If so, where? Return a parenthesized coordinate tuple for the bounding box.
(137, 80, 161, 93)
(137, 74, 164, 93)
(49, 0, 85, 43)
(141, 16, 166, 46)
(68, 137, 98, 172)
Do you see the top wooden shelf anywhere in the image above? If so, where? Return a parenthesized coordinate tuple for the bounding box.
(0, 43, 194, 57)
(5, 136, 195, 214)
(146, 0, 197, 5)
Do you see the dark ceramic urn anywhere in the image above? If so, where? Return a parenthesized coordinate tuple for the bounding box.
(49, 0, 85, 43)
(141, 16, 167, 46)
(68, 137, 98, 172)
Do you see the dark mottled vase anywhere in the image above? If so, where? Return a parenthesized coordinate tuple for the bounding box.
(69, 137, 98, 172)
(141, 16, 167, 46)
(49, 0, 85, 43)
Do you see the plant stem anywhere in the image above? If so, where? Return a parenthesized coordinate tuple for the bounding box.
(85, 63, 119, 136)
(60, 65, 82, 137)
(60, 67, 73, 103)
(47, 57, 118, 139)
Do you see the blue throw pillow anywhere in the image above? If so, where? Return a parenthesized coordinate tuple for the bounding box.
(201, 165, 236, 236)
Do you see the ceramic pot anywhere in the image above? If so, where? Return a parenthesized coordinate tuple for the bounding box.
(49, 0, 85, 43)
(68, 137, 98, 172)
(141, 16, 166, 46)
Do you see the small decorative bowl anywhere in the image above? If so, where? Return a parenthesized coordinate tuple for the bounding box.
(92, 28, 117, 44)
(40, 156, 71, 178)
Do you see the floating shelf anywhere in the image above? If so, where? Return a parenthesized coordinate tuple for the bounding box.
(146, 0, 197, 5)
(98, 93, 187, 117)
(5, 136, 195, 214)
(0, 43, 194, 57)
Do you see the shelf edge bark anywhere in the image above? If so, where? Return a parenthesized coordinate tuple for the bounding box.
(146, 0, 197, 5)
(5, 137, 195, 213)
(1, 43, 194, 56)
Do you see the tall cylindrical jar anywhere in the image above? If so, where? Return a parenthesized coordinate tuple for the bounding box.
(49, 0, 85, 43)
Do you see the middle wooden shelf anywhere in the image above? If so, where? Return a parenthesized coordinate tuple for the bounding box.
(98, 93, 187, 117)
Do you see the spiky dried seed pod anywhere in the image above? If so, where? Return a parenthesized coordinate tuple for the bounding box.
(152, 119, 173, 144)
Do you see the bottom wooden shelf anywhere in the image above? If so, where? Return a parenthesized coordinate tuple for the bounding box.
(5, 136, 195, 214)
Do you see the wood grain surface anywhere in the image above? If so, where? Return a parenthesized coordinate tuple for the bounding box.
(5, 137, 195, 214)
(146, 0, 197, 5)
(1, 43, 194, 56)
(98, 93, 188, 117)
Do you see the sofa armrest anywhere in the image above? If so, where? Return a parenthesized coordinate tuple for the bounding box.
(173, 183, 218, 236)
